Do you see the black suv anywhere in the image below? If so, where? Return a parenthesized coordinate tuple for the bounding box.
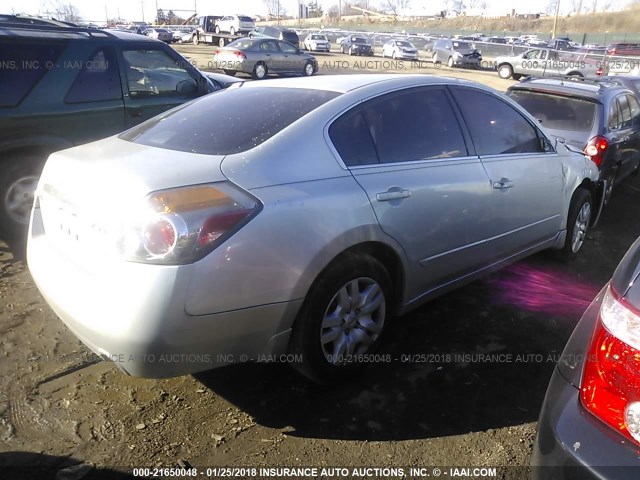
(249, 26, 299, 47)
(0, 18, 229, 241)
(339, 36, 374, 56)
(507, 76, 640, 206)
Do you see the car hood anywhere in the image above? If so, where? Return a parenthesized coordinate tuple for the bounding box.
(611, 235, 640, 303)
(453, 48, 477, 54)
(38, 136, 228, 214)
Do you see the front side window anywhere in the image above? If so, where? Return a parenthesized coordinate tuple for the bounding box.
(65, 48, 122, 104)
(279, 41, 298, 53)
(122, 49, 196, 98)
(454, 88, 543, 155)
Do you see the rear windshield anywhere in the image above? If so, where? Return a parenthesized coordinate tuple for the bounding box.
(238, 16, 253, 22)
(508, 90, 598, 133)
(226, 38, 257, 49)
(120, 87, 340, 155)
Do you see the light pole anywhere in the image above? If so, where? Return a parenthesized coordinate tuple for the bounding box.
(551, 0, 560, 39)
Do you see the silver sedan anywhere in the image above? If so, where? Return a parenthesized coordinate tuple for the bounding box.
(28, 75, 601, 384)
(213, 37, 317, 79)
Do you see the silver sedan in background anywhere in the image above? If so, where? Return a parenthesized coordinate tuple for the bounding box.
(213, 37, 317, 79)
(28, 75, 600, 385)
(382, 39, 419, 60)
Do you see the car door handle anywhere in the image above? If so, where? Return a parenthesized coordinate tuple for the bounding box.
(493, 178, 514, 190)
(376, 189, 412, 201)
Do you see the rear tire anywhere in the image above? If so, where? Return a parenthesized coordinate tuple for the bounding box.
(230, 27, 235, 36)
(192, 34, 199, 45)
(214, 26, 220, 34)
(252, 62, 268, 80)
(0, 156, 44, 244)
(560, 188, 592, 259)
(289, 253, 391, 384)
(498, 63, 513, 79)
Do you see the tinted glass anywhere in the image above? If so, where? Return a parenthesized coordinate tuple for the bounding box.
(239, 16, 253, 22)
(228, 38, 258, 49)
(279, 41, 298, 53)
(329, 110, 379, 166)
(455, 88, 543, 155)
(608, 100, 620, 130)
(361, 88, 467, 163)
(618, 95, 632, 127)
(627, 94, 640, 119)
(508, 90, 597, 134)
(122, 49, 195, 98)
(282, 31, 299, 44)
(0, 41, 66, 107)
(65, 48, 122, 104)
(451, 41, 471, 50)
(121, 88, 340, 154)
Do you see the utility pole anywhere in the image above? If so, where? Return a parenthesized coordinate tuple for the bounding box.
(277, 0, 280, 25)
(141, 0, 145, 22)
(551, 0, 560, 39)
(105, 4, 108, 24)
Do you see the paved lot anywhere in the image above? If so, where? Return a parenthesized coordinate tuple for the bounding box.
(1, 44, 639, 478)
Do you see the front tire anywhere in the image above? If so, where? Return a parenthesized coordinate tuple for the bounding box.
(214, 26, 220, 34)
(192, 34, 199, 45)
(289, 253, 391, 384)
(223, 69, 237, 76)
(447, 56, 454, 68)
(303, 61, 315, 77)
(230, 27, 235, 36)
(561, 188, 592, 258)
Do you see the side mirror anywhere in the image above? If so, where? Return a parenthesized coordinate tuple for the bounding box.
(177, 78, 198, 96)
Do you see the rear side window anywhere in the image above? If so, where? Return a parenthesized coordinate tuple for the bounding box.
(508, 90, 597, 134)
(121, 87, 340, 154)
(0, 41, 66, 107)
(329, 110, 379, 166)
(361, 87, 467, 163)
(65, 48, 122, 103)
(628, 94, 640, 120)
(454, 88, 543, 155)
(617, 95, 632, 128)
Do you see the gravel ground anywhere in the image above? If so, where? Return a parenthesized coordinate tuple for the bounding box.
(1, 48, 639, 479)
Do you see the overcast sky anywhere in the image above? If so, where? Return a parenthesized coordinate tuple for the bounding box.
(0, 0, 631, 23)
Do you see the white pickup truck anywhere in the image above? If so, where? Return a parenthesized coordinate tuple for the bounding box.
(496, 48, 606, 80)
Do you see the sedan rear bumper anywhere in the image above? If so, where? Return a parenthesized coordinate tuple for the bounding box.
(27, 208, 301, 378)
(531, 368, 640, 479)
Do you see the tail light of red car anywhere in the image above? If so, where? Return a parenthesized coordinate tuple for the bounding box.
(581, 285, 640, 446)
(584, 136, 609, 167)
(119, 183, 260, 265)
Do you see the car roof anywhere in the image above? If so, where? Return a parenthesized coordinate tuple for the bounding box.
(241, 74, 485, 94)
(0, 22, 164, 43)
(508, 77, 628, 101)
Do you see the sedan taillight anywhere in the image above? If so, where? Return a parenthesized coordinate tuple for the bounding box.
(584, 136, 609, 167)
(120, 183, 260, 265)
(581, 285, 640, 446)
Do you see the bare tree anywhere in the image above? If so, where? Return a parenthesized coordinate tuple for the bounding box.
(450, 0, 465, 14)
(328, 4, 341, 20)
(381, 0, 410, 15)
(51, 1, 82, 22)
(263, 0, 279, 17)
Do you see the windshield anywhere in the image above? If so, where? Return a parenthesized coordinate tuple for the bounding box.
(396, 41, 412, 47)
(508, 90, 597, 133)
(452, 41, 472, 50)
(120, 88, 341, 155)
(352, 37, 367, 44)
